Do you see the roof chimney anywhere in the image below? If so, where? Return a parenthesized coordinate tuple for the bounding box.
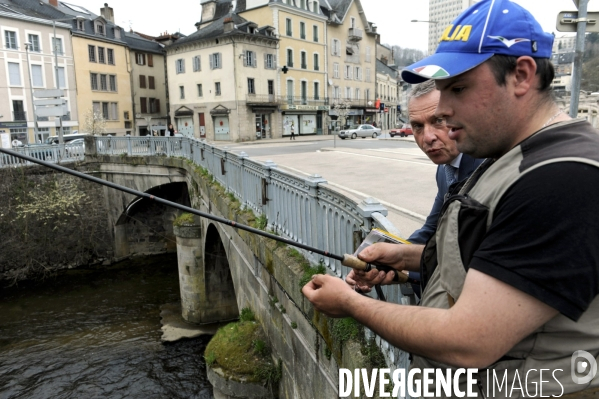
(223, 17, 234, 32)
(201, 0, 217, 23)
(100, 3, 114, 23)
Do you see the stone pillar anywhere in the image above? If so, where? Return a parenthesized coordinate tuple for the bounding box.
(114, 223, 129, 258)
(174, 224, 204, 324)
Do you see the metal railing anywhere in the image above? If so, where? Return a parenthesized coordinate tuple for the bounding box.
(0, 135, 409, 372)
(13, 111, 27, 121)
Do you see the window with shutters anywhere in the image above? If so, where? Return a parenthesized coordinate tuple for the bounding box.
(265, 54, 275, 69)
(210, 53, 221, 69)
(148, 54, 153, 67)
(355, 88, 360, 100)
(193, 56, 201, 72)
(344, 65, 352, 79)
(331, 39, 340, 56)
(100, 74, 107, 91)
(215, 82, 221, 96)
(313, 25, 318, 42)
(28, 34, 40, 52)
(101, 102, 109, 119)
(245, 51, 256, 67)
(107, 48, 114, 65)
(90, 73, 98, 90)
(287, 49, 293, 67)
(8, 62, 21, 86)
(31, 65, 43, 87)
(176, 59, 185, 74)
(355, 67, 362, 81)
(248, 78, 255, 94)
(140, 97, 147, 113)
(89, 45, 96, 62)
(301, 51, 307, 69)
(346, 87, 352, 100)
(148, 76, 155, 90)
(300, 22, 306, 39)
(5, 31, 17, 50)
(333, 63, 339, 79)
(57, 67, 66, 89)
(286, 18, 292, 36)
(136, 52, 145, 65)
(149, 98, 160, 113)
(98, 47, 106, 63)
(139, 75, 146, 88)
(366, 68, 371, 83)
(52, 37, 63, 55)
(314, 81, 319, 100)
(313, 53, 319, 71)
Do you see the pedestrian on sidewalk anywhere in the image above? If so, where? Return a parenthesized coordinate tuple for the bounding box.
(290, 123, 296, 140)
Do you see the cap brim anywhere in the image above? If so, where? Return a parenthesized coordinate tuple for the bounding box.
(401, 52, 494, 84)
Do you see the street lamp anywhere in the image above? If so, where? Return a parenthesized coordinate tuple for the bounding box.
(24, 42, 39, 142)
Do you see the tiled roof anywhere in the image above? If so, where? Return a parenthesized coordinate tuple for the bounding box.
(123, 31, 164, 54)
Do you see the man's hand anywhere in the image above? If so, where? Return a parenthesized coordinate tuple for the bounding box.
(302, 274, 358, 318)
(345, 268, 395, 292)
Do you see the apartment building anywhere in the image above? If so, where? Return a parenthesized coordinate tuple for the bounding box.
(166, 2, 279, 141)
(0, 1, 77, 144)
(239, 0, 328, 136)
(428, 0, 479, 54)
(321, 0, 378, 128)
(124, 32, 168, 136)
(33, 1, 133, 136)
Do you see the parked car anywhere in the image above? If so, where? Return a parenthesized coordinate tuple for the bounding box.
(389, 124, 413, 137)
(338, 124, 381, 139)
(65, 138, 85, 157)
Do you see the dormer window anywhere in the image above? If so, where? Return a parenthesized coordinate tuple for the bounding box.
(77, 19, 85, 31)
(95, 22, 105, 36)
(114, 28, 121, 39)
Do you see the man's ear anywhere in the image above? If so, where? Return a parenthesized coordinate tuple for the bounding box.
(512, 56, 537, 97)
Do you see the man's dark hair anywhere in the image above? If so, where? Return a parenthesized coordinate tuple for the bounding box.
(486, 55, 555, 93)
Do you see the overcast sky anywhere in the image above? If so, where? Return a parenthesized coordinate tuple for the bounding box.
(67, 0, 597, 51)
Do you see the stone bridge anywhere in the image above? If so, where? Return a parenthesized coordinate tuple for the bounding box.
(63, 137, 415, 397)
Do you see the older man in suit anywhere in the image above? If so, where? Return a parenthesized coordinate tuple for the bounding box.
(346, 80, 483, 292)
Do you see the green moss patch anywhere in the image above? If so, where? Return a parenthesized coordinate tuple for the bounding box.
(204, 320, 277, 384)
(173, 212, 194, 227)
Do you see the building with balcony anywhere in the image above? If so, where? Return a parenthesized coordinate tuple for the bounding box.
(123, 31, 168, 136)
(0, 0, 78, 144)
(428, 0, 480, 54)
(238, 0, 328, 136)
(320, 0, 378, 128)
(166, 2, 279, 141)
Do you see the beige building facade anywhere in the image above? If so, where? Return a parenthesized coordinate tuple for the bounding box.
(0, 10, 77, 145)
(167, 8, 280, 141)
(323, 0, 378, 128)
(240, 0, 329, 136)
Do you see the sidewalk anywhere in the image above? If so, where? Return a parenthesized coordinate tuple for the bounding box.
(210, 131, 415, 147)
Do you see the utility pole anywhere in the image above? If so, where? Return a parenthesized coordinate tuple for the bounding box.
(570, 0, 589, 118)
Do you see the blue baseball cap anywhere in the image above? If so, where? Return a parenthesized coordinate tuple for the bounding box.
(401, 0, 554, 84)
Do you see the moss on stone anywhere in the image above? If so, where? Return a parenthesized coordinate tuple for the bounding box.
(204, 320, 277, 384)
(173, 212, 194, 227)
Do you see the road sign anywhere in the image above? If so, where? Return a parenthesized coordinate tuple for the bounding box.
(34, 98, 66, 106)
(36, 105, 68, 117)
(557, 11, 599, 32)
(33, 89, 64, 98)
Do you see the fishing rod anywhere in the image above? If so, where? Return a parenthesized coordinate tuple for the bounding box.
(0, 148, 411, 300)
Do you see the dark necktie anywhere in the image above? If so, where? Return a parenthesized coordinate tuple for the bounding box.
(444, 164, 458, 187)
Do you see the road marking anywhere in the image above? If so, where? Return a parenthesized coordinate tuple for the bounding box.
(326, 150, 437, 166)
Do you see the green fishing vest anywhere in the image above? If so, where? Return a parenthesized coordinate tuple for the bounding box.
(414, 120, 599, 398)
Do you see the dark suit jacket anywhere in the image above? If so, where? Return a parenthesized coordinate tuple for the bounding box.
(408, 154, 484, 245)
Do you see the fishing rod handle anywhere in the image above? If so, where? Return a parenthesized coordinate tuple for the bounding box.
(341, 254, 409, 284)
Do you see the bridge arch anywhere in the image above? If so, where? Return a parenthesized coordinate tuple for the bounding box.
(114, 182, 190, 257)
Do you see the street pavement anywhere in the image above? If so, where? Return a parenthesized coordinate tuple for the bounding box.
(213, 132, 436, 239)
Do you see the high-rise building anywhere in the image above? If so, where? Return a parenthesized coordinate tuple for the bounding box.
(428, 0, 480, 54)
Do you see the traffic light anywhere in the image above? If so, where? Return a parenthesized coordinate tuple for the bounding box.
(282, 66, 288, 74)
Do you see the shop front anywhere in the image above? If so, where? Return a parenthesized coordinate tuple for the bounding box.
(174, 106, 195, 138)
(281, 104, 329, 137)
(328, 108, 365, 129)
(251, 107, 276, 139)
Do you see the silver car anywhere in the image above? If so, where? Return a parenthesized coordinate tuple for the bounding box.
(338, 124, 381, 139)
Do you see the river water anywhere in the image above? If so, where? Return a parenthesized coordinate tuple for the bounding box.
(0, 254, 213, 399)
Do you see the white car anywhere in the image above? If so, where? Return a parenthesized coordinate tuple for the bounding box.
(338, 124, 381, 139)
